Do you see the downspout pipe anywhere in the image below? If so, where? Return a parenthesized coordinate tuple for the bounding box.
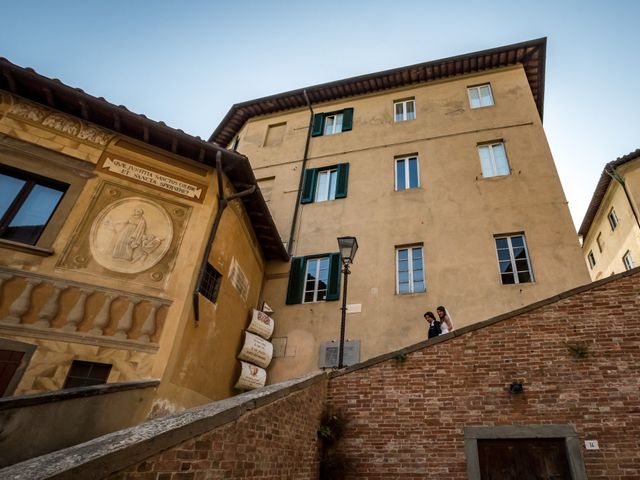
(605, 165, 640, 231)
(193, 151, 256, 322)
(287, 89, 314, 257)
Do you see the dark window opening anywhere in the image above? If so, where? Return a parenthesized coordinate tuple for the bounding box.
(64, 360, 112, 389)
(0, 165, 68, 245)
(200, 262, 222, 303)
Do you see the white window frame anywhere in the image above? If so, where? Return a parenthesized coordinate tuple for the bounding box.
(315, 168, 337, 202)
(495, 234, 535, 285)
(467, 84, 494, 108)
(303, 256, 330, 303)
(394, 156, 420, 191)
(588, 250, 596, 269)
(623, 250, 634, 271)
(478, 142, 510, 178)
(395, 245, 426, 294)
(608, 208, 619, 231)
(323, 113, 343, 135)
(394, 98, 416, 122)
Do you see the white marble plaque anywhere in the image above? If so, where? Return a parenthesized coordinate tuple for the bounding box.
(247, 309, 275, 340)
(237, 331, 273, 368)
(234, 361, 267, 390)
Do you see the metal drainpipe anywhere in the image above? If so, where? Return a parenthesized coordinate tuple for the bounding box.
(193, 151, 256, 322)
(286, 89, 314, 257)
(606, 166, 640, 231)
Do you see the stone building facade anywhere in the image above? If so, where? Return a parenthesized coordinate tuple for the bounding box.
(0, 58, 287, 412)
(211, 38, 590, 383)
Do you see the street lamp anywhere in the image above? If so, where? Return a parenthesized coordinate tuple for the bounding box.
(337, 236, 358, 368)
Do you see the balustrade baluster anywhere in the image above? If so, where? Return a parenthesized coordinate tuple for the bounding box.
(35, 284, 67, 327)
(114, 297, 141, 339)
(138, 301, 161, 343)
(2, 278, 42, 324)
(90, 293, 116, 335)
(62, 289, 92, 332)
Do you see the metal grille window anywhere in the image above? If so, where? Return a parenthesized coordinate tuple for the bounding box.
(623, 250, 634, 271)
(199, 262, 222, 303)
(319, 340, 360, 368)
(478, 142, 510, 178)
(304, 256, 330, 303)
(495, 234, 534, 284)
(395, 156, 420, 190)
(587, 250, 596, 269)
(63, 360, 111, 389)
(608, 208, 619, 230)
(394, 99, 416, 122)
(396, 246, 426, 294)
(0, 166, 68, 245)
(468, 84, 494, 108)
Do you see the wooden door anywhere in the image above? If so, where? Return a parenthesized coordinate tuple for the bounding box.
(0, 349, 24, 396)
(478, 438, 571, 480)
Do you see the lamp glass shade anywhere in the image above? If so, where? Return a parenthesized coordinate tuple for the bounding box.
(337, 236, 358, 264)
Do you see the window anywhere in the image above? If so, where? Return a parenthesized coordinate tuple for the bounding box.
(257, 177, 275, 204)
(495, 234, 534, 284)
(588, 250, 596, 269)
(286, 253, 341, 304)
(596, 233, 603, 253)
(0, 166, 68, 245)
(199, 262, 222, 303)
(300, 163, 349, 204)
(264, 122, 286, 146)
(478, 142, 510, 178)
(623, 251, 634, 271)
(396, 246, 425, 294)
(63, 360, 111, 389)
(395, 156, 420, 190)
(319, 340, 360, 368)
(468, 84, 494, 108)
(311, 108, 354, 137)
(608, 208, 619, 231)
(394, 99, 416, 122)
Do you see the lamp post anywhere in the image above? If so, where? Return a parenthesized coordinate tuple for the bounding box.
(337, 236, 358, 368)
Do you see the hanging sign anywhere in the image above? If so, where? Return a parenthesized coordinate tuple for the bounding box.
(234, 361, 267, 390)
(247, 309, 275, 339)
(237, 331, 273, 368)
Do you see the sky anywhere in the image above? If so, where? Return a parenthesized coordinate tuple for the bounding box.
(1, 0, 638, 229)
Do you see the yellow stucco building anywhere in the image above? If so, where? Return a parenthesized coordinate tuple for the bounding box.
(579, 149, 640, 280)
(0, 58, 287, 413)
(211, 38, 591, 383)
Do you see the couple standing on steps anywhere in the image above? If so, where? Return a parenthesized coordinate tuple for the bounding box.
(424, 306, 454, 339)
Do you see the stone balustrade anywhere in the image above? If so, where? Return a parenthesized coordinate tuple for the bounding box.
(0, 266, 171, 351)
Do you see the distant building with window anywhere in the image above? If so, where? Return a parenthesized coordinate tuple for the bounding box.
(579, 148, 640, 280)
(0, 58, 287, 412)
(210, 38, 590, 383)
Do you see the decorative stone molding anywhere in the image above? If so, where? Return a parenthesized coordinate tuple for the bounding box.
(8, 98, 113, 146)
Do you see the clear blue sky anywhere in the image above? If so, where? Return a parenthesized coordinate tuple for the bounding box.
(2, 1, 638, 229)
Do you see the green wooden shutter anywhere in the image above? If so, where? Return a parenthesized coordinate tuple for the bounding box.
(326, 253, 342, 301)
(335, 163, 349, 199)
(341, 108, 354, 132)
(300, 168, 317, 204)
(311, 113, 325, 137)
(286, 257, 305, 304)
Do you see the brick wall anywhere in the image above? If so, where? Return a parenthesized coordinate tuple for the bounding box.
(327, 270, 640, 479)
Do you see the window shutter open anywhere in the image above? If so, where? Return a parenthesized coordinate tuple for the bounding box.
(341, 108, 354, 132)
(326, 252, 341, 301)
(311, 113, 325, 137)
(300, 168, 317, 204)
(285, 257, 305, 304)
(335, 163, 349, 199)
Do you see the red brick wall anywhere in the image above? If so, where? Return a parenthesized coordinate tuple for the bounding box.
(110, 378, 326, 480)
(327, 272, 640, 479)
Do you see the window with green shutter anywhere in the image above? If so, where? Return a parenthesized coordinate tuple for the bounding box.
(310, 108, 354, 137)
(285, 253, 341, 305)
(300, 163, 349, 204)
